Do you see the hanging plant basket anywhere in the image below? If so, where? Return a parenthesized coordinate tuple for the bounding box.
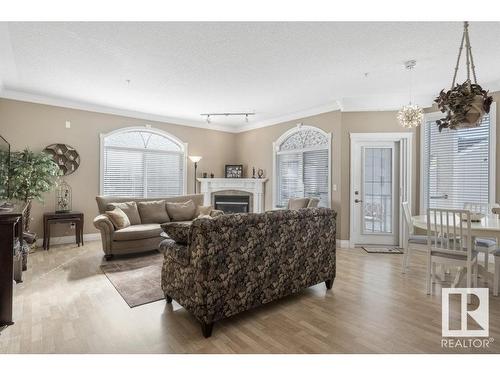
(435, 81, 493, 131)
(434, 21, 493, 132)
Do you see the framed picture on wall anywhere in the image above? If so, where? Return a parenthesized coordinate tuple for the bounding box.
(225, 164, 243, 178)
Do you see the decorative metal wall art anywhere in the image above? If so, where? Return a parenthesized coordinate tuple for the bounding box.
(44, 144, 80, 176)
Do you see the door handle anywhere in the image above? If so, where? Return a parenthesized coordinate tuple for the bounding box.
(355, 199, 363, 203)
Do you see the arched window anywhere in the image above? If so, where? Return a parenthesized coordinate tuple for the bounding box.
(100, 127, 186, 197)
(273, 125, 331, 208)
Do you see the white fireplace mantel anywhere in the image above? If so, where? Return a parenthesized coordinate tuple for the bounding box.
(197, 178, 268, 213)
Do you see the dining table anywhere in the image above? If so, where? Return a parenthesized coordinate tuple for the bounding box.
(412, 214, 500, 244)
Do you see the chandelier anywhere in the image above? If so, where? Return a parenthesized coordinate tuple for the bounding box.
(397, 60, 424, 129)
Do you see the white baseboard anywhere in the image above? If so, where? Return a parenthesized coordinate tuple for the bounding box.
(338, 240, 350, 248)
(34, 233, 101, 248)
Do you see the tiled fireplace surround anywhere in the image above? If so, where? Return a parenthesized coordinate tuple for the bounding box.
(197, 178, 268, 213)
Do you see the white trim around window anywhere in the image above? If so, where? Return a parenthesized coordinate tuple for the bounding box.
(419, 103, 496, 214)
(99, 126, 188, 197)
(272, 124, 332, 209)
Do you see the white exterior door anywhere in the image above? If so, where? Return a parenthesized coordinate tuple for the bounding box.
(351, 140, 400, 246)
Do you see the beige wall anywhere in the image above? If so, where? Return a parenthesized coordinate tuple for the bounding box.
(236, 111, 343, 234)
(237, 110, 416, 240)
(239, 94, 500, 241)
(2, 92, 499, 242)
(0, 98, 238, 237)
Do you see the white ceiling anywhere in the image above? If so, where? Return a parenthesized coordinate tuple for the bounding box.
(1, 22, 500, 132)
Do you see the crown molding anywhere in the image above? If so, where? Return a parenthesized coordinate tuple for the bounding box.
(0, 88, 240, 133)
(3, 87, 498, 135)
(236, 101, 342, 133)
(0, 89, 344, 134)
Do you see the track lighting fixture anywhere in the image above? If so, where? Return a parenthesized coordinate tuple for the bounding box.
(200, 112, 255, 123)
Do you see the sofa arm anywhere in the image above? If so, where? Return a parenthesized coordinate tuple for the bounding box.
(161, 239, 190, 266)
(93, 214, 115, 254)
(210, 209, 224, 218)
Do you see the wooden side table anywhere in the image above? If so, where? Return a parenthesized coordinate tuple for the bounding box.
(43, 211, 84, 250)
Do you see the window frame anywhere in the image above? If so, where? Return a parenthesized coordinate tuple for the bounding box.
(99, 126, 188, 197)
(419, 103, 496, 214)
(272, 124, 332, 209)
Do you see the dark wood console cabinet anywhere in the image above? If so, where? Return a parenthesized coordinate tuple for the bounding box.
(0, 202, 27, 328)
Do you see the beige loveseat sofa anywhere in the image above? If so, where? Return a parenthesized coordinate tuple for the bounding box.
(94, 194, 206, 259)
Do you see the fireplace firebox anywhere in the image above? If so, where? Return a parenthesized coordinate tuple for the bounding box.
(214, 195, 250, 214)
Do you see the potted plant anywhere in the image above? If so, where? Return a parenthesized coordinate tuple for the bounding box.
(6, 148, 59, 231)
(435, 81, 493, 131)
(434, 22, 493, 132)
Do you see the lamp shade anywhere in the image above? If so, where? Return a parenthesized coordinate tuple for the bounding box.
(189, 156, 202, 163)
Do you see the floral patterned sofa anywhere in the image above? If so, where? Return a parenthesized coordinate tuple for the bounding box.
(160, 207, 337, 337)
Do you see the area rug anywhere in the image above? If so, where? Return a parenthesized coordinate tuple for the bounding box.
(362, 246, 403, 254)
(100, 251, 165, 308)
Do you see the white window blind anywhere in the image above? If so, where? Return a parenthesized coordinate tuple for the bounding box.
(277, 153, 303, 207)
(303, 149, 329, 205)
(102, 129, 185, 198)
(275, 127, 330, 208)
(422, 112, 493, 210)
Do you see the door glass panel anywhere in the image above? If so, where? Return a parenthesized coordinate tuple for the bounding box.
(363, 147, 393, 234)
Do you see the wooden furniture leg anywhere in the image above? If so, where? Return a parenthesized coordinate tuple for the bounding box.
(201, 322, 213, 338)
(81, 217, 84, 246)
(46, 221, 51, 250)
(75, 220, 80, 246)
(43, 216, 48, 250)
(166, 295, 173, 303)
(325, 279, 333, 289)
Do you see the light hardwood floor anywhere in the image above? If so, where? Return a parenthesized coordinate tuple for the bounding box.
(0, 241, 499, 354)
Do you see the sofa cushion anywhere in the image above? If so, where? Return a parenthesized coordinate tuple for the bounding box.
(408, 234, 445, 245)
(161, 221, 192, 244)
(288, 198, 309, 209)
(107, 201, 141, 225)
(196, 205, 213, 217)
(114, 224, 163, 241)
(475, 238, 497, 248)
(307, 198, 320, 208)
(137, 200, 170, 224)
(197, 214, 214, 220)
(166, 200, 196, 221)
(105, 207, 131, 229)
